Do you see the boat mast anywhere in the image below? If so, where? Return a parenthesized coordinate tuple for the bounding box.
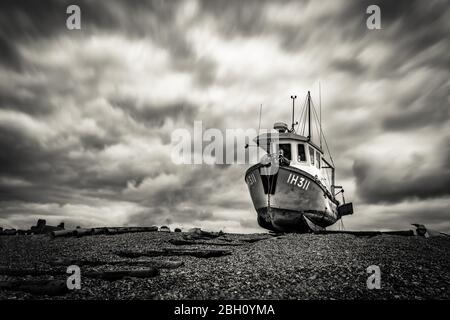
(307, 91, 311, 140)
(290, 95, 297, 131)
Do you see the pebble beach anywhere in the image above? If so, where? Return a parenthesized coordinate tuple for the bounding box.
(0, 231, 449, 300)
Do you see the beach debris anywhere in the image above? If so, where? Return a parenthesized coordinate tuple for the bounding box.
(185, 228, 224, 240)
(50, 230, 76, 238)
(174, 228, 182, 232)
(0, 229, 17, 236)
(50, 226, 158, 238)
(30, 219, 64, 234)
(92, 227, 108, 235)
(106, 226, 158, 235)
(115, 248, 232, 259)
(160, 226, 171, 232)
(169, 239, 244, 246)
(412, 224, 449, 238)
(0, 219, 64, 236)
(74, 228, 93, 237)
(413, 224, 428, 236)
(0, 280, 68, 296)
(48, 258, 184, 269)
(102, 227, 156, 235)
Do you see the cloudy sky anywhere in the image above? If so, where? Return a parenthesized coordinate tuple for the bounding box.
(0, 0, 449, 233)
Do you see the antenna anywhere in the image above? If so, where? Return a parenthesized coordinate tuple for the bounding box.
(319, 82, 322, 149)
(246, 103, 263, 149)
(307, 91, 311, 140)
(290, 95, 297, 131)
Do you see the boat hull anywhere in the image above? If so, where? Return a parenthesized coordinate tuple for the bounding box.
(245, 164, 339, 232)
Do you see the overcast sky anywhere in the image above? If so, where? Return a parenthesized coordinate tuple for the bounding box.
(0, 0, 449, 233)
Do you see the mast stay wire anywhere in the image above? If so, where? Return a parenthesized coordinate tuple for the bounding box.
(310, 100, 333, 188)
(310, 99, 335, 168)
(310, 101, 323, 146)
(258, 104, 262, 134)
(301, 99, 308, 136)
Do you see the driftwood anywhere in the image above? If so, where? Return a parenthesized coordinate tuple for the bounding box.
(50, 230, 76, 238)
(91, 227, 108, 235)
(48, 258, 184, 269)
(0, 280, 68, 296)
(105, 227, 158, 235)
(74, 228, 93, 237)
(50, 226, 158, 238)
(381, 230, 415, 236)
(0, 229, 17, 236)
(185, 228, 224, 240)
(115, 248, 232, 259)
(169, 239, 244, 246)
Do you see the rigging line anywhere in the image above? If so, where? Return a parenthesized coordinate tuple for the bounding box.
(301, 97, 308, 135)
(309, 99, 336, 183)
(310, 101, 322, 145)
(295, 99, 303, 131)
(301, 112, 306, 135)
(301, 98, 307, 135)
(303, 104, 308, 136)
(319, 81, 322, 150)
(322, 128, 335, 168)
(310, 100, 323, 146)
(296, 94, 308, 135)
(258, 104, 262, 134)
(310, 100, 335, 167)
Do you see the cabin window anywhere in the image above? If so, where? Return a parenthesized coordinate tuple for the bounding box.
(297, 144, 306, 162)
(309, 146, 315, 165)
(315, 150, 321, 169)
(278, 144, 292, 160)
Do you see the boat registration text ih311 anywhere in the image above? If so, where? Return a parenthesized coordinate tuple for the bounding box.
(245, 91, 353, 233)
(287, 173, 311, 190)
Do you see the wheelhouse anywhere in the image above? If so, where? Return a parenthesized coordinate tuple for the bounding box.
(255, 126, 334, 193)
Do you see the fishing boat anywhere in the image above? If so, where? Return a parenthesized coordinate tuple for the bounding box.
(245, 91, 353, 232)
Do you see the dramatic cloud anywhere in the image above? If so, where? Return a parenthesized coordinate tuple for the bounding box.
(353, 136, 450, 204)
(0, 0, 448, 233)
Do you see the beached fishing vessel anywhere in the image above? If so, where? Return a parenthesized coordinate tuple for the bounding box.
(245, 91, 353, 232)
